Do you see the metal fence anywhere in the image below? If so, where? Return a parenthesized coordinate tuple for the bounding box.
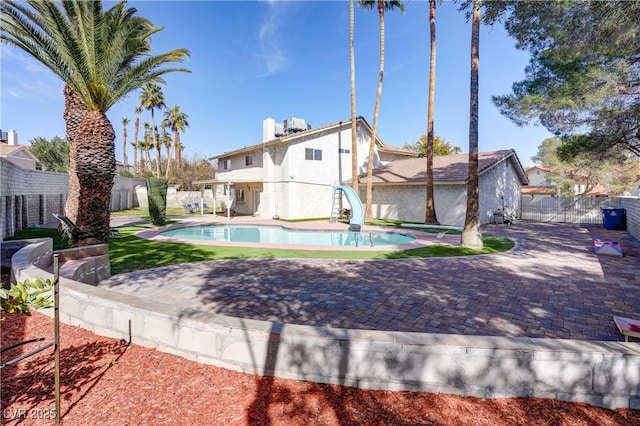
(519, 196, 621, 224)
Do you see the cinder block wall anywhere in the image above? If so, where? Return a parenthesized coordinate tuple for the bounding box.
(0, 158, 144, 239)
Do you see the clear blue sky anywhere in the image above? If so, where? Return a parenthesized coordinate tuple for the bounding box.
(1, 1, 554, 168)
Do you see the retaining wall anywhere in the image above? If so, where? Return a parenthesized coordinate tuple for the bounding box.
(11, 239, 640, 410)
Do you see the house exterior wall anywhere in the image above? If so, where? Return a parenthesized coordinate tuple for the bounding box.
(368, 183, 467, 226)
(216, 121, 381, 220)
(527, 168, 553, 186)
(217, 147, 264, 181)
(370, 157, 523, 226)
(478, 157, 522, 223)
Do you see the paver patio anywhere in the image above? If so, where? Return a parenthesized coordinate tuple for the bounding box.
(99, 221, 640, 342)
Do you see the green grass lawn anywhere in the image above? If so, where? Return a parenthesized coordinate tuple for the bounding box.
(6, 212, 514, 276)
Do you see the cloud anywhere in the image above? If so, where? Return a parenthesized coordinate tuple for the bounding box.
(1, 49, 60, 101)
(256, 2, 288, 77)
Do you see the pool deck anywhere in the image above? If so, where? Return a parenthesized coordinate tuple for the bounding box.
(101, 216, 640, 342)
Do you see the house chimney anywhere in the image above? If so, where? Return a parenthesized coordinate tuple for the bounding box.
(7, 130, 18, 146)
(262, 118, 276, 142)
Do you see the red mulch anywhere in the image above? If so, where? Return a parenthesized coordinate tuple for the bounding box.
(2, 311, 639, 426)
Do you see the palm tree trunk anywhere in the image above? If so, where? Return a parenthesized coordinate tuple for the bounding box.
(425, 0, 438, 224)
(350, 0, 359, 194)
(365, 3, 386, 222)
(132, 142, 138, 177)
(151, 109, 161, 177)
(63, 85, 88, 226)
(122, 127, 128, 169)
(174, 136, 181, 169)
(461, 0, 483, 249)
(133, 113, 140, 177)
(146, 147, 152, 171)
(165, 132, 176, 179)
(72, 111, 116, 245)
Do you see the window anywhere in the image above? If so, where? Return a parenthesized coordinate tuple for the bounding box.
(339, 148, 350, 154)
(245, 155, 253, 166)
(235, 189, 245, 202)
(305, 148, 322, 161)
(222, 159, 229, 170)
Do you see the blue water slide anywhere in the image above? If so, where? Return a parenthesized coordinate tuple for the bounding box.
(335, 185, 365, 230)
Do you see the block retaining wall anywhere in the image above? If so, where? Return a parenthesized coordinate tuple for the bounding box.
(11, 239, 640, 410)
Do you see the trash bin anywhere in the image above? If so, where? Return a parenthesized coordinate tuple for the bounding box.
(601, 207, 626, 230)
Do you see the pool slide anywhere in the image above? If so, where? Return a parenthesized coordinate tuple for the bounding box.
(335, 185, 365, 231)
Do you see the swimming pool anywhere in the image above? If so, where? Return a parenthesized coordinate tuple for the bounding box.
(158, 224, 415, 247)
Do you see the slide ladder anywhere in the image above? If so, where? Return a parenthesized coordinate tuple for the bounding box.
(332, 185, 365, 230)
(329, 186, 342, 223)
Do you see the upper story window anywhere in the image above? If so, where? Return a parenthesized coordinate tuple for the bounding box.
(245, 155, 254, 166)
(305, 148, 322, 161)
(222, 159, 229, 170)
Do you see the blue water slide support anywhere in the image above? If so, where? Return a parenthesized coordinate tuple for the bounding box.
(334, 185, 365, 230)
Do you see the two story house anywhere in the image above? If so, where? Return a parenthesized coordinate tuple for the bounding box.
(205, 117, 413, 219)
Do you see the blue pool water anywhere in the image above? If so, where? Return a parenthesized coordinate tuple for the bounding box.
(159, 225, 415, 247)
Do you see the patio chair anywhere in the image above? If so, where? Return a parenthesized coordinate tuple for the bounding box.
(183, 203, 195, 214)
(53, 213, 121, 239)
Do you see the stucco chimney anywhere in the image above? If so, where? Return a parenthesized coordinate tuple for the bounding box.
(262, 118, 276, 142)
(7, 130, 18, 146)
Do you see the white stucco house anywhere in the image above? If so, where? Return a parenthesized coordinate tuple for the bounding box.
(354, 150, 529, 226)
(202, 117, 414, 219)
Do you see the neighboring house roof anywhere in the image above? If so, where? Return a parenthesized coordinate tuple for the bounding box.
(522, 186, 557, 195)
(355, 149, 528, 185)
(210, 116, 415, 160)
(0, 143, 39, 162)
(525, 165, 555, 174)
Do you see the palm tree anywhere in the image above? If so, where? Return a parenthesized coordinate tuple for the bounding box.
(425, 0, 438, 224)
(162, 105, 189, 179)
(359, 0, 405, 221)
(461, 0, 483, 249)
(132, 106, 142, 177)
(1, 1, 189, 245)
(139, 82, 166, 177)
(349, 0, 359, 195)
(121, 117, 130, 171)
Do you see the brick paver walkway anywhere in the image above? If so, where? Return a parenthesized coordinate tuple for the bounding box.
(99, 222, 640, 341)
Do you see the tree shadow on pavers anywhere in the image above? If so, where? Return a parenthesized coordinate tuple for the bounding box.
(168, 252, 621, 341)
(1, 330, 128, 423)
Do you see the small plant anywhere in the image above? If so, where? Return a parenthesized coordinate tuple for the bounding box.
(0, 277, 54, 315)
